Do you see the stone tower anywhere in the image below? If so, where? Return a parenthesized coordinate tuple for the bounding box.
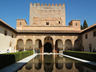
(29, 3, 66, 26)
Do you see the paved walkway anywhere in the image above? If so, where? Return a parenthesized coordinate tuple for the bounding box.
(61, 53, 96, 66)
(0, 54, 37, 72)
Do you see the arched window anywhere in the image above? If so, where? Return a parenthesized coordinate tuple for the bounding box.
(16, 39, 24, 51)
(35, 39, 42, 53)
(55, 39, 63, 52)
(44, 36, 53, 44)
(74, 39, 80, 51)
(65, 39, 72, 50)
(26, 39, 33, 50)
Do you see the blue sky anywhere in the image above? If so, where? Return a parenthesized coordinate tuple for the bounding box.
(0, 0, 96, 29)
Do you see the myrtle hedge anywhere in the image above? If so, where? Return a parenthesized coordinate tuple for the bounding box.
(0, 51, 33, 69)
(63, 51, 96, 62)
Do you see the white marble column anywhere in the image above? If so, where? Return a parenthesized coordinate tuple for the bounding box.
(53, 40, 55, 54)
(24, 40, 26, 51)
(42, 40, 44, 53)
(33, 40, 35, 53)
(63, 40, 65, 51)
(72, 40, 75, 48)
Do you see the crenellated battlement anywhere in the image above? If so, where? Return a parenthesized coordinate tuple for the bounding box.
(29, 2, 66, 26)
(30, 3, 65, 7)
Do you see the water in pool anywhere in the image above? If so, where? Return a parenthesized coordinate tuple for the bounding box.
(18, 54, 96, 72)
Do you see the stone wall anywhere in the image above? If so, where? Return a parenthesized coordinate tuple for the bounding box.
(0, 23, 16, 53)
(16, 34, 79, 53)
(16, 26, 81, 31)
(82, 28, 96, 52)
(29, 3, 66, 26)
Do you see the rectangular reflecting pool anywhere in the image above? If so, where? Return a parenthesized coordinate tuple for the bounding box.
(18, 54, 96, 72)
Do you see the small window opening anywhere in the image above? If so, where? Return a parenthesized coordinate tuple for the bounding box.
(46, 22, 49, 25)
(76, 23, 77, 26)
(85, 34, 88, 39)
(12, 34, 14, 38)
(93, 31, 96, 37)
(4, 30, 7, 36)
(20, 22, 22, 26)
(59, 21, 60, 24)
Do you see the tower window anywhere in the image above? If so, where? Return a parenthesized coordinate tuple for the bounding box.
(58, 21, 60, 24)
(46, 22, 49, 25)
(20, 22, 22, 26)
(76, 23, 77, 26)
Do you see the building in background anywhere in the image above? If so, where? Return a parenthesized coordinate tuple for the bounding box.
(0, 3, 96, 53)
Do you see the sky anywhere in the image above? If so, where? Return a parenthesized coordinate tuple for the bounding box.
(0, 0, 96, 29)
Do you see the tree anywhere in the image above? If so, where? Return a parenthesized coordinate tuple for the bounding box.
(83, 20, 88, 29)
(81, 25, 83, 30)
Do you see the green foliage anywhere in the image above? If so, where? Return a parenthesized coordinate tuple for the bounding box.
(81, 25, 83, 30)
(0, 51, 33, 69)
(63, 51, 96, 62)
(82, 20, 88, 29)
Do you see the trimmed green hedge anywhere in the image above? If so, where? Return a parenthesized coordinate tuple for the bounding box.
(0, 51, 33, 69)
(63, 51, 96, 62)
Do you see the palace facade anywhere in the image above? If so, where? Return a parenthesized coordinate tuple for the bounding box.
(0, 3, 96, 53)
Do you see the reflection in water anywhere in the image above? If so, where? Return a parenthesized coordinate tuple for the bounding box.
(55, 55, 63, 70)
(18, 54, 96, 72)
(35, 61, 42, 70)
(25, 63, 32, 70)
(65, 62, 73, 69)
(56, 63, 63, 69)
(44, 55, 53, 72)
(35, 55, 42, 70)
(75, 63, 84, 72)
(44, 63, 53, 72)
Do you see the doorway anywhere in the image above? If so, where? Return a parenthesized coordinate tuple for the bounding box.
(44, 42, 53, 53)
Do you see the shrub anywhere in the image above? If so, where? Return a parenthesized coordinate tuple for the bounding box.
(63, 51, 96, 62)
(0, 51, 33, 69)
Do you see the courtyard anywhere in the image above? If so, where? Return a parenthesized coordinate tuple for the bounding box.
(0, 0, 96, 72)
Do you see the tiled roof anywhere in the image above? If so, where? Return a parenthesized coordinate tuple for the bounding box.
(0, 19, 96, 34)
(81, 24, 96, 34)
(0, 19, 17, 33)
(17, 30, 81, 34)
